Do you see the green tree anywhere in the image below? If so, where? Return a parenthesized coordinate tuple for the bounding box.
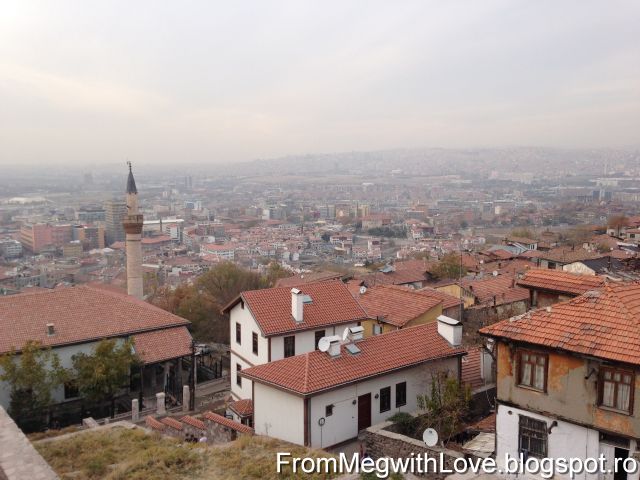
(430, 253, 466, 280)
(72, 339, 139, 418)
(0, 341, 68, 431)
(417, 372, 471, 445)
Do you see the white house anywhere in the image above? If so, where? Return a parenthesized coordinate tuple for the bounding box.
(241, 319, 466, 448)
(0, 285, 193, 411)
(223, 280, 370, 401)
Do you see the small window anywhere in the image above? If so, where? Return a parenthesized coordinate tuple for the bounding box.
(315, 330, 325, 350)
(235, 322, 241, 344)
(64, 380, 79, 399)
(519, 415, 548, 458)
(284, 336, 295, 358)
(236, 363, 242, 387)
(517, 350, 547, 392)
(252, 332, 258, 355)
(599, 367, 634, 413)
(396, 382, 407, 407)
(373, 324, 383, 336)
(380, 386, 391, 413)
(325, 404, 334, 417)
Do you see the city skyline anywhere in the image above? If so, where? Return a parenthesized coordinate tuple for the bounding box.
(1, 0, 639, 166)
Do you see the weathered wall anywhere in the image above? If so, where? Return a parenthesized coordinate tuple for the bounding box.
(496, 341, 640, 438)
(462, 300, 529, 345)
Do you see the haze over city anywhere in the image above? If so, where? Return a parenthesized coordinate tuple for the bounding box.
(1, 0, 639, 167)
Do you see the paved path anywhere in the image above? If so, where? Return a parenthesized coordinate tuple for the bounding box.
(0, 407, 59, 480)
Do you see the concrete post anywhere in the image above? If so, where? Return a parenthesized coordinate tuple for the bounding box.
(131, 399, 139, 422)
(156, 392, 166, 416)
(182, 385, 190, 413)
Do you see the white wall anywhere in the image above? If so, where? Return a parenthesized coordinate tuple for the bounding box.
(254, 382, 304, 445)
(251, 355, 459, 449)
(0, 339, 108, 410)
(309, 356, 458, 448)
(229, 302, 269, 400)
(496, 403, 640, 480)
(269, 323, 360, 362)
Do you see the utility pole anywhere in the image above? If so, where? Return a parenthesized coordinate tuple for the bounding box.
(189, 340, 196, 411)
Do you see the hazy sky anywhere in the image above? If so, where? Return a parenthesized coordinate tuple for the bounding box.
(1, 1, 639, 166)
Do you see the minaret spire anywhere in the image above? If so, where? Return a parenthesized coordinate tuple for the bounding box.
(123, 162, 144, 299)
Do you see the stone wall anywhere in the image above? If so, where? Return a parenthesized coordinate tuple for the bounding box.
(462, 299, 529, 345)
(362, 421, 465, 479)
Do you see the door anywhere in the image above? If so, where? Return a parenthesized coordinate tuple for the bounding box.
(357, 393, 371, 431)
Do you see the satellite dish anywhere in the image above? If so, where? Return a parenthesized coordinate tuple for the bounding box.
(318, 337, 331, 352)
(359, 286, 367, 295)
(492, 270, 498, 276)
(423, 428, 438, 447)
(342, 328, 350, 342)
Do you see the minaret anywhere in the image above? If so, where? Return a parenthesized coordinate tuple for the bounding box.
(123, 162, 144, 299)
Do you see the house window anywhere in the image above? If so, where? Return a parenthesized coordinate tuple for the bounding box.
(518, 415, 547, 458)
(599, 367, 634, 413)
(315, 330, 326, 350)
(236, 322, 241, 344)
(236, 364, 242, 387)
(396, 382, 407, 407)
(284, 336, 295, 358)
(64, 380, 79, 399)
(252, 332, 258, 355)
(373, 324, 383, 336)
(518, 350, 547, 392)
(380, 386, 391, 413)
(325, 404, 334, 417)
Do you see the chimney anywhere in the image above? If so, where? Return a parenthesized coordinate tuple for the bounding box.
(328, 337, 341, 357)
(46, 323, 55, 336)
(347, 326, 365, 342)
(291, 288, 304, 322)
(437, 315, 462, 347)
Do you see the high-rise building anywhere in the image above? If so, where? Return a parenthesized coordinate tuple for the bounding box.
(104, 200, 127, 245)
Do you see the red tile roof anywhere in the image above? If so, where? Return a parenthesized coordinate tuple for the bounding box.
(539, 247, 605, 264)
(180, 415, 206, 431)
(480, 282, 640, 365)
(461, 347, 485, 390)
(517, 269, 605, 296)
(352, 285, 442, 327)
(275, 271, 343, 288)
(462, 275, 529, 306)
(203, 411, 254, 434)
(416, 287, 463, 310)
(145, 416, 166, 432)
(160, 417, 184, 431)
(228, 399, 253, 417)
(133, 327, 192, 364)
(241, 322, 465, 396)
(225, 281, 369, 337)
(0, 285, 190, 355)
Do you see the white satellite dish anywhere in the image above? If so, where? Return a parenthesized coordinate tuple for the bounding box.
(492, 270, 498, 276)
(318, 337, 331, 352)
(342, 328, 350, 342)
(423, 428, 438, 447)
(359, 286, 367, 295)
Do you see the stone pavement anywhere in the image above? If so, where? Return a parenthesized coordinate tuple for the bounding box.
(0, 406, 59, 480)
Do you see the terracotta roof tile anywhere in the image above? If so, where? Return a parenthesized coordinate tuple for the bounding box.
(228, 281, 368, 337)
(481, 282, 640, 365)
(462, 275, 529, 306)
(461, 347, 484, 390)
(160, 417, 184, 431)
(352, 284, 442, 327)
(145, 416, 166, 431)
(180, 415, 206, 431)
(539, 247, 605, 264)
(275, 271, 343, 288)
(228, 399, 253, 417)
(133, 327, 192, 364)
(203, 411, 254, 434)
(241, 322, 465, 395)
(0, 285, 190, 355)
(517, 269, 605, 296)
